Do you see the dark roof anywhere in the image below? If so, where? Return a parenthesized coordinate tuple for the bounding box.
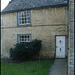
(2, 0, 68, 13)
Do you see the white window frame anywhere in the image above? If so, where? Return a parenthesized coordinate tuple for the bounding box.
(17, 34, 31, 43)
(17, 11, 31, 25)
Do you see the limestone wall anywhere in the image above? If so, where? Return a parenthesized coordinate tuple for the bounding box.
(1, 6, 68, 58)
(2, 6, 68, 28)
(2, 12, 17, 28)
(31, 7, 68, 26)
(1, 25, 68, 58)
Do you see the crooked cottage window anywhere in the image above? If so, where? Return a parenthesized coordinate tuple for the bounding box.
(18, 11, 31, 25)
(17, 34, 31, 43)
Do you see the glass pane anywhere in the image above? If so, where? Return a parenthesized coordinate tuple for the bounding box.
(23, 15, 26, 17)
(27, 14, 30, 17)
(25, 39, 26, 41)
(26, 38, 28, 42)
(27, 11, 30, 14)
(18, 14, 21, 17)
(26, 35, 28, 38)
(18, 12, 21, 15)
(22, 36, 24, 38)
(27, 18, 30, 21)
(25, 36, 26, 38)
(22, 18, 24, 24)
(23, 12, 24, 14)
(22, 20, 24, 24)
(22, 36, 24, 41)
(22, 12, 24, 17)
(25, 18, 27, 21)
(28, 35, 29, 38)
(20, 41, 23, 43)
(25, 21, 27, 23)
(28, 38, 30, 41)
(20, 38, 21, 41)
(19, 18, 21, 24)
(22, 18, 24, 20)
(23, 15, 25, 17)
(22, 38, 24, 41)
(20, 36, 22, 38)
(27, 20, 30, 23)
(25, 15, 27, 17)
(24, 11, 26, 15)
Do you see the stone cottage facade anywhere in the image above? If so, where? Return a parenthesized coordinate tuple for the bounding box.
(1, 0, 68, 59)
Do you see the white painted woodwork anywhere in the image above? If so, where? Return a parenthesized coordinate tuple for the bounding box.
(56, 36, 66, 58)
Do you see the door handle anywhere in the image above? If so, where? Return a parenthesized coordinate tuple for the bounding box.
(60, 48, 61, 51)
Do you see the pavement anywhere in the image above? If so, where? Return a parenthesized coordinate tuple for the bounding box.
(48, 59, 67, 75)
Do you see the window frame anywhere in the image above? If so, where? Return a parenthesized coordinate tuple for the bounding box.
(17, 34, 31, 43)
(17, 10, 31, 26)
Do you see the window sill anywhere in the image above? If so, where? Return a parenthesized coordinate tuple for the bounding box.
(17, 24, 32, 27)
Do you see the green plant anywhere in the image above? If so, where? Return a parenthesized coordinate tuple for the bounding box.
(10, 39, 42, 61)
(1, 60, 54, 75)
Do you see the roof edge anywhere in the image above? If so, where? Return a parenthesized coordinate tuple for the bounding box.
(2, 3, 68, 14)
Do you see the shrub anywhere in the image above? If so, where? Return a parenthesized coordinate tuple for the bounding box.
(10, 39, 42, 61)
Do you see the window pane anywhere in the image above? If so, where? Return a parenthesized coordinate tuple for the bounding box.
(22, 21, 24, 24)
(20, 36, 22, 38)
(27, 18, 30, 21)
(27, 14, 30, 17)
(20, 38, 21, 41)
(26, 35, 28, 38)
(27, 20, 30, 23)
(22, 18, 24, 20)
(24, 11, 26, 15)
(28, 35, 29, 38)
(22, 18, 24, 24)
(27, 11, 30, 14)
(28, 38, 30, 41)
(25, 15, 27, 17)
(19, 18, 21, 24)
(18, 14, 21, 17)
(26, 38, 28, 42)
(25, 39, 26, 41)
(25, 21, 27, 23)
(22, 36, 24, 38)
(22, 14, 23, 17)
(27, 17, 30, 23)
(23, 14, 26, 17)
(18, 12, 21, 15)
(22, 38, 24, 41)
(25, 36, 26, 38)
(25, 18, 27, 20)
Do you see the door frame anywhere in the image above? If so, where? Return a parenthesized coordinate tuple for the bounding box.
(55, 35, 67, 58)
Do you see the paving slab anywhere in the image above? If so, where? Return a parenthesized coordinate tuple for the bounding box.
(48, 59, 67, 75)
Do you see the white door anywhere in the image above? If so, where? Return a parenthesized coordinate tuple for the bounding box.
(56, 36, 65, 58)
